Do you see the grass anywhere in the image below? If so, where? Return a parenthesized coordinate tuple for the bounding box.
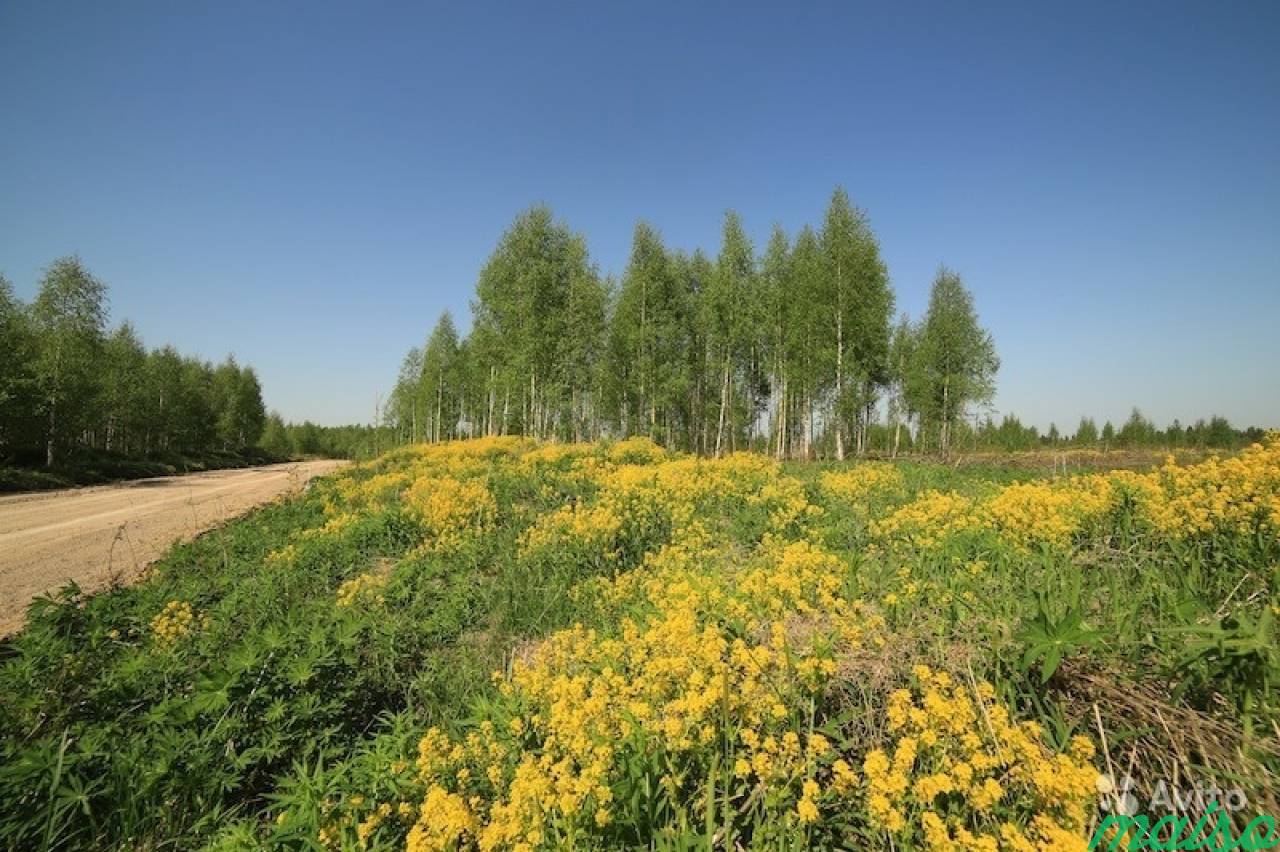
(0, 447, 286, 493)
(0, 436, 1276, 851)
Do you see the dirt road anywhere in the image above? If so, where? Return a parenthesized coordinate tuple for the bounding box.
(0, 460, 347, 636)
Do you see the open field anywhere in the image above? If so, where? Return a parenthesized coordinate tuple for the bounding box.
(0, 437, 1277, 850)
(0, 460, 347, 636)
(941, 447, 1221, 474)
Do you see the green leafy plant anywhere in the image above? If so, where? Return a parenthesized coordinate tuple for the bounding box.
(1172, 607, 1278, 739)
(1015, 586, 1104, 684)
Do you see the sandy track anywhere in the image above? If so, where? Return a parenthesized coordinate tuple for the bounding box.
(0, 460, 348, 636)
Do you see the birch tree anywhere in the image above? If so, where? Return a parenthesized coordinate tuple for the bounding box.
(819, 188, 892, 458)
(914, 267, 997, 456)
(785, 226, 826, 459)
(886, 314, 917, 457)
(706, 211, 755, 456)
(421, 313, 460, 442)
(472, 206, 600, 439)
(608, 222, 683, 440)
(30, 257, 107, 467)
(102, 323, 148, 453)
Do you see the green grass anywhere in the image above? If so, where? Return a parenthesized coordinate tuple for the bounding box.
(0, 448, 287, 493)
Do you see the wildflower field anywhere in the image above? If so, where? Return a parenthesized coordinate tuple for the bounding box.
(2, 437, 1279, 851)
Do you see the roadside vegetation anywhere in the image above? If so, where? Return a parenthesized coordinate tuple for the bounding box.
(2, 435, 1276, 850)
(0, 258, 268, 488)
(0, 447, 284, 493)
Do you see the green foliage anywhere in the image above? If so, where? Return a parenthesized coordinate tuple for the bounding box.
(465, 205, 608, 441)
(377, 198, 1264, 462)
(419, 312, 461, 442)
(213, 356, 266, 451)
(609, 221, 690, 443)
(1016, 583, 1103, 684)
(0, 446, 283, 493)
(259, 412, 292, 458)
(1118, 407, 1158, 447)
(383, 189, 908, 460)
(820, 187, 894, 458)
(909, 266, 999, 455)
(29, 256, 108, 467)
(973, 414, 1040, 452)
(393, 193, 1264, 461)
(268, 420, 396, 460)
(0, 257, 269, 475)
(1172, 608, 1279, 738)
(0, 485, 438, 848)
(0, 274, 41, 460)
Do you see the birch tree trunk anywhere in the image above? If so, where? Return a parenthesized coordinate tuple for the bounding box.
(834, 307, 845, 461)
(714, 350, 731, 457)
(941, 376, 951, 457)
(435, 376, 443, 442)
(486, 367, 496, 437)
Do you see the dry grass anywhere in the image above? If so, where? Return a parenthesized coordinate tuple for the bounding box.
(1056, 659, 1280, 816)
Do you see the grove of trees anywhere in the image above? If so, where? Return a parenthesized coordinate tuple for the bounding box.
(388, 189, 1000, 458)
(0, 257, 267, 468)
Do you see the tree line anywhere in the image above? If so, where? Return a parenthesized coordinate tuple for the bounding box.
(257, 417, 395, 461)
(0, 257, 267, 468)
(388, 188, 999, 458)
(964, 410, 1266, 453)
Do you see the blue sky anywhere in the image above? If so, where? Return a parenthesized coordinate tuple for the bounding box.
(2, 1, 1278, 430)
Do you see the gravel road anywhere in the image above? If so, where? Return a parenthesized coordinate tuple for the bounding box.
(0, 460, 347, 636)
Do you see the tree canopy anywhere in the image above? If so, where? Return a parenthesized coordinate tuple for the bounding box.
(0, 257, 267, 468)
(387, 191, 1007, 458)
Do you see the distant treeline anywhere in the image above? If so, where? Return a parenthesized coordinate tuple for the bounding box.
(958, 410, 1268, 454)
(0, 257, 266, 469)
(258, 417, 395, 461)
(388, 188, 999, 459)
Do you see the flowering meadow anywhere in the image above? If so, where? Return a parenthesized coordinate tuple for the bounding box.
(2, 437, 1278, 850)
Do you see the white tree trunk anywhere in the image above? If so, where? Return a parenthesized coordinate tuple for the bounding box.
(714, 352, 731, 458)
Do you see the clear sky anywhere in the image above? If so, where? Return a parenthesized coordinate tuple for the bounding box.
(2, 1, 1278, 430)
